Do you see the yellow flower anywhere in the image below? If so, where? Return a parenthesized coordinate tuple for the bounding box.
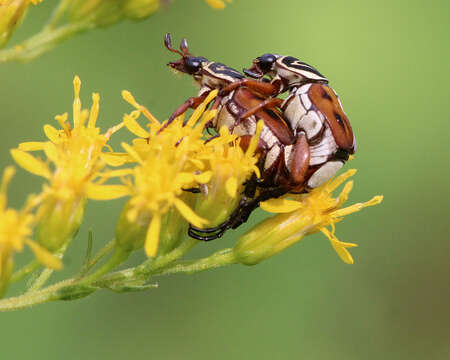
(194, 122, 263, 226)
(205, 0, 232, 10)
(11, 76, 127, 251)
(0, 166, 61, 295)
(234, 169, 383, 265)
(116, 90, 219, 257)
(0, 0, 42, 48)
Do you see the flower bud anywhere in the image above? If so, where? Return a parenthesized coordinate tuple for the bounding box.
(115, 200, 149, 252)
(194, 164, 244, 227)
(158, 193, 194, 254)
(195, 122, 263, 227)
(68, 0, 159, 28)
(234, 210, 313, 265)
(36, 197, 86, 252)
(123, 0, 159, 19)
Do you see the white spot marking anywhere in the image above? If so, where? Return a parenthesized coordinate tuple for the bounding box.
(264, 146, 281, 170)
(300, 94, 312, 110)
(307, 161, 344, 188)
(284, 144, 293, 169)
(298, 111, 323, 140)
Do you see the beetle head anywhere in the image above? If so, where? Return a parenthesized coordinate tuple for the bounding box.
(244, 53, 280, 79)
(165, 33, 208, 79)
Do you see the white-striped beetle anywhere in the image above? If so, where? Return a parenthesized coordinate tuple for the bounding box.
(218, 53, 356, 190)
(164, 35, 316, 240)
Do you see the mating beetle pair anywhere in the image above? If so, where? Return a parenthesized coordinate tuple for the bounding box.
(164, 33, 356, 240)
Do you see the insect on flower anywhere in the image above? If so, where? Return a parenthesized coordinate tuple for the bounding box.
(164, 34, 325, 241)
(237, 53, 357, 189)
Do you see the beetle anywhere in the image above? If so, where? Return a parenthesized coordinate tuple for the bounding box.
(163, 34, 312, 240)
(217, 53, 356, 190)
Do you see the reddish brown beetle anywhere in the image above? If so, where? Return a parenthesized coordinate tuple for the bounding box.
(163, 34, 313, 240)
(218, 53, 356, 190)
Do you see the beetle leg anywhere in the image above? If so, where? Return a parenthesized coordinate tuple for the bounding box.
(289, 132, 310, 185)
(219, 79, 280, 97)
(158, 92, 210, 133)
(239, 97, 284, 120)
(188, 226, 227, 241)
(188, 221, 231, 241)
(229, 187, 289, 229)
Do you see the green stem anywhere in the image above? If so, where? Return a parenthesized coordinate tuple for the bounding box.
(26, 242, 70, 292)
(10, 260, 41, 283)
(151, 249, 237, 276)
(43, 0, 72, 30)
(0, 22, 91, 63)
(0, 238, 199, 311)
(80, 248, 131, 285)
(0, 279, 74, 311)
(78, 239, 116, 277)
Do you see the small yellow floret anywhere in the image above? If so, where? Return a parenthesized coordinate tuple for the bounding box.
(118, 90, 221, 257)
(12, 76, 127, 203)
(236, 170, 383, 265)
(0, 167, 61, 279)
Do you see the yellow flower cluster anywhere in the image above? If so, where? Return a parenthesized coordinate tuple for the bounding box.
(11, 76, 126, 252)
(0, 166, 62, 295)
(116, 89, 262, 256)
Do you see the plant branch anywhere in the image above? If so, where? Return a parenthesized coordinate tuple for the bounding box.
(0, 22, 91, 63)
(10, 260, 41, 283)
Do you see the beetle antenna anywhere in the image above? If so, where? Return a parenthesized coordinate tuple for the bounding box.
(164, 33, 184, 56)
(179, 38, 191, 56)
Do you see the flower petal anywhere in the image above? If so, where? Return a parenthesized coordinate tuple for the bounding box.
(43, 124, 62, 143)
(260, 198, 304, 213)
(100, 152, 129, 166)
(145, 214, 161, 257)
(43, 142, 59, 163)
(173, 198, 208, 228)
(26, 240, 62, 270)
(124, 113, 149, 138)
(332, 195, 383, 218)
(194, 171, 212, 184)
(186, 90, 218, 127)
(18, 142, 46, 151)
(225, 177, 238, 198)
(320, 227, 357, 265)
(10, 149, 51, 179)
(86, 184, 130, 200)
(122, 142, 144, 164)
(88, 93, 100, 128)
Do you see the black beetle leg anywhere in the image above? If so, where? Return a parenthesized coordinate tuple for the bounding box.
(188, 225, 228, 241)
(182, 187, 201, 193)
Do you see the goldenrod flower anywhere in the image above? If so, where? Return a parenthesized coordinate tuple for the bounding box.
(116, 90, 219, 257)
(205, 0, 232, 9)
(235, 169, 383, 265)
(194, 122, 262, 226)
(0, 0, 42, 48)
(10, 76, 127, 251)
(0, 166, 61, 295)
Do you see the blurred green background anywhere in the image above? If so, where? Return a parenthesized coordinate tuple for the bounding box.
(1, 0, 449, 359)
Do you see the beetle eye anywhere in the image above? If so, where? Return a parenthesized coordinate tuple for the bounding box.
(257, 53, 277, 73)
(185, 57, 207, 74)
